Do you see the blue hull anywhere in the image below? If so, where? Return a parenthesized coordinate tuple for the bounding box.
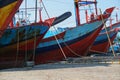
(90, 22, 120, 53)
(0, 24, 49, 48)
(94, 22, 120, 45)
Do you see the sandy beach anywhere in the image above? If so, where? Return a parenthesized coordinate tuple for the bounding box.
(0, 63, 120, 80)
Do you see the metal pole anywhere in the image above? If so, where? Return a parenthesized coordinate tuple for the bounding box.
(25, 0, 27, 20)
(74, 0, 81, 26)
(35, 0, 37, 23)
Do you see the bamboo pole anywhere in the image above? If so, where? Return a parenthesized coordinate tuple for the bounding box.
(15, 29, 19, 67)
(32, 0, 38, 65)
(41, 1, 67, 60)
(99, 8, 116, 57)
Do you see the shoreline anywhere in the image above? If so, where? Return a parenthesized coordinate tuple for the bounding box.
(0, 63, 120, 80)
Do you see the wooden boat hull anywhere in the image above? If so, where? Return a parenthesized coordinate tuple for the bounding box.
(0, 11, 72, 69)
(90, 22, 120, 53)
(0, 24, 49, 50)
(90, 30, 118, 53)
(34, 21, 105, 64)
(34, 7, 115, 64)
(90, 33, 117, 53)
(0, 24, 49, 69)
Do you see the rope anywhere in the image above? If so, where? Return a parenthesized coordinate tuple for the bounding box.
(15, 11, 21, 67)
(32, 28, 36, 62)
(30, 0, 38, 66)
(41, 1, 67, 60)
(63, 42, 82, 57)
(99, 8, 116, 57)
(51, 29, 67, 59)
(42, 0, 82, 57)
(53, 28, 82, 57)
(15, 29, 19, 67)
(24, 28, 28, 64)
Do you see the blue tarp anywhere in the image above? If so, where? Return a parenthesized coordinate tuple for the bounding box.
(78, 1, 95, 6)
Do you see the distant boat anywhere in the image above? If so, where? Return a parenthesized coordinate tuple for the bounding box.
(0, 0, 23, 37)
(34, 5, 115, 64)
(89, 21, 120, 54)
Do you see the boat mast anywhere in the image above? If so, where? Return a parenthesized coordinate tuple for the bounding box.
(25, 0, 28, 64)
(74, 0, 81, 26)
(39, 0, 42, 22)
(25, 0, 27, 20)
(35, 0, 37, 23)
(94, 0, 98, 15)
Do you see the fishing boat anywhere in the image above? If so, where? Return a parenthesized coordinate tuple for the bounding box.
(89, 21, 120, 54)
(0, 0, 71, 69)
(0, 12, 71, 51)
(34, 0, 115, 64)
(0, 0, 23, 37)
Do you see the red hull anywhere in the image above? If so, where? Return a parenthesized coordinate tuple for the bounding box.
(0, 35, 46, 69)
(34, 7, 115, 64)
(35, 26, 103, 64)
(0, 11, 72, 69)
(19, 34, 45, 51)
(89, 20, 120, 54)
(90, 33, 117, 53)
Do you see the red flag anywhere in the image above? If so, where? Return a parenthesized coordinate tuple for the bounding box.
(9, 20, 14, 28)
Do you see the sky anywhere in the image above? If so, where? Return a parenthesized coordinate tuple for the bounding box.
(19, 0, 120, 29)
